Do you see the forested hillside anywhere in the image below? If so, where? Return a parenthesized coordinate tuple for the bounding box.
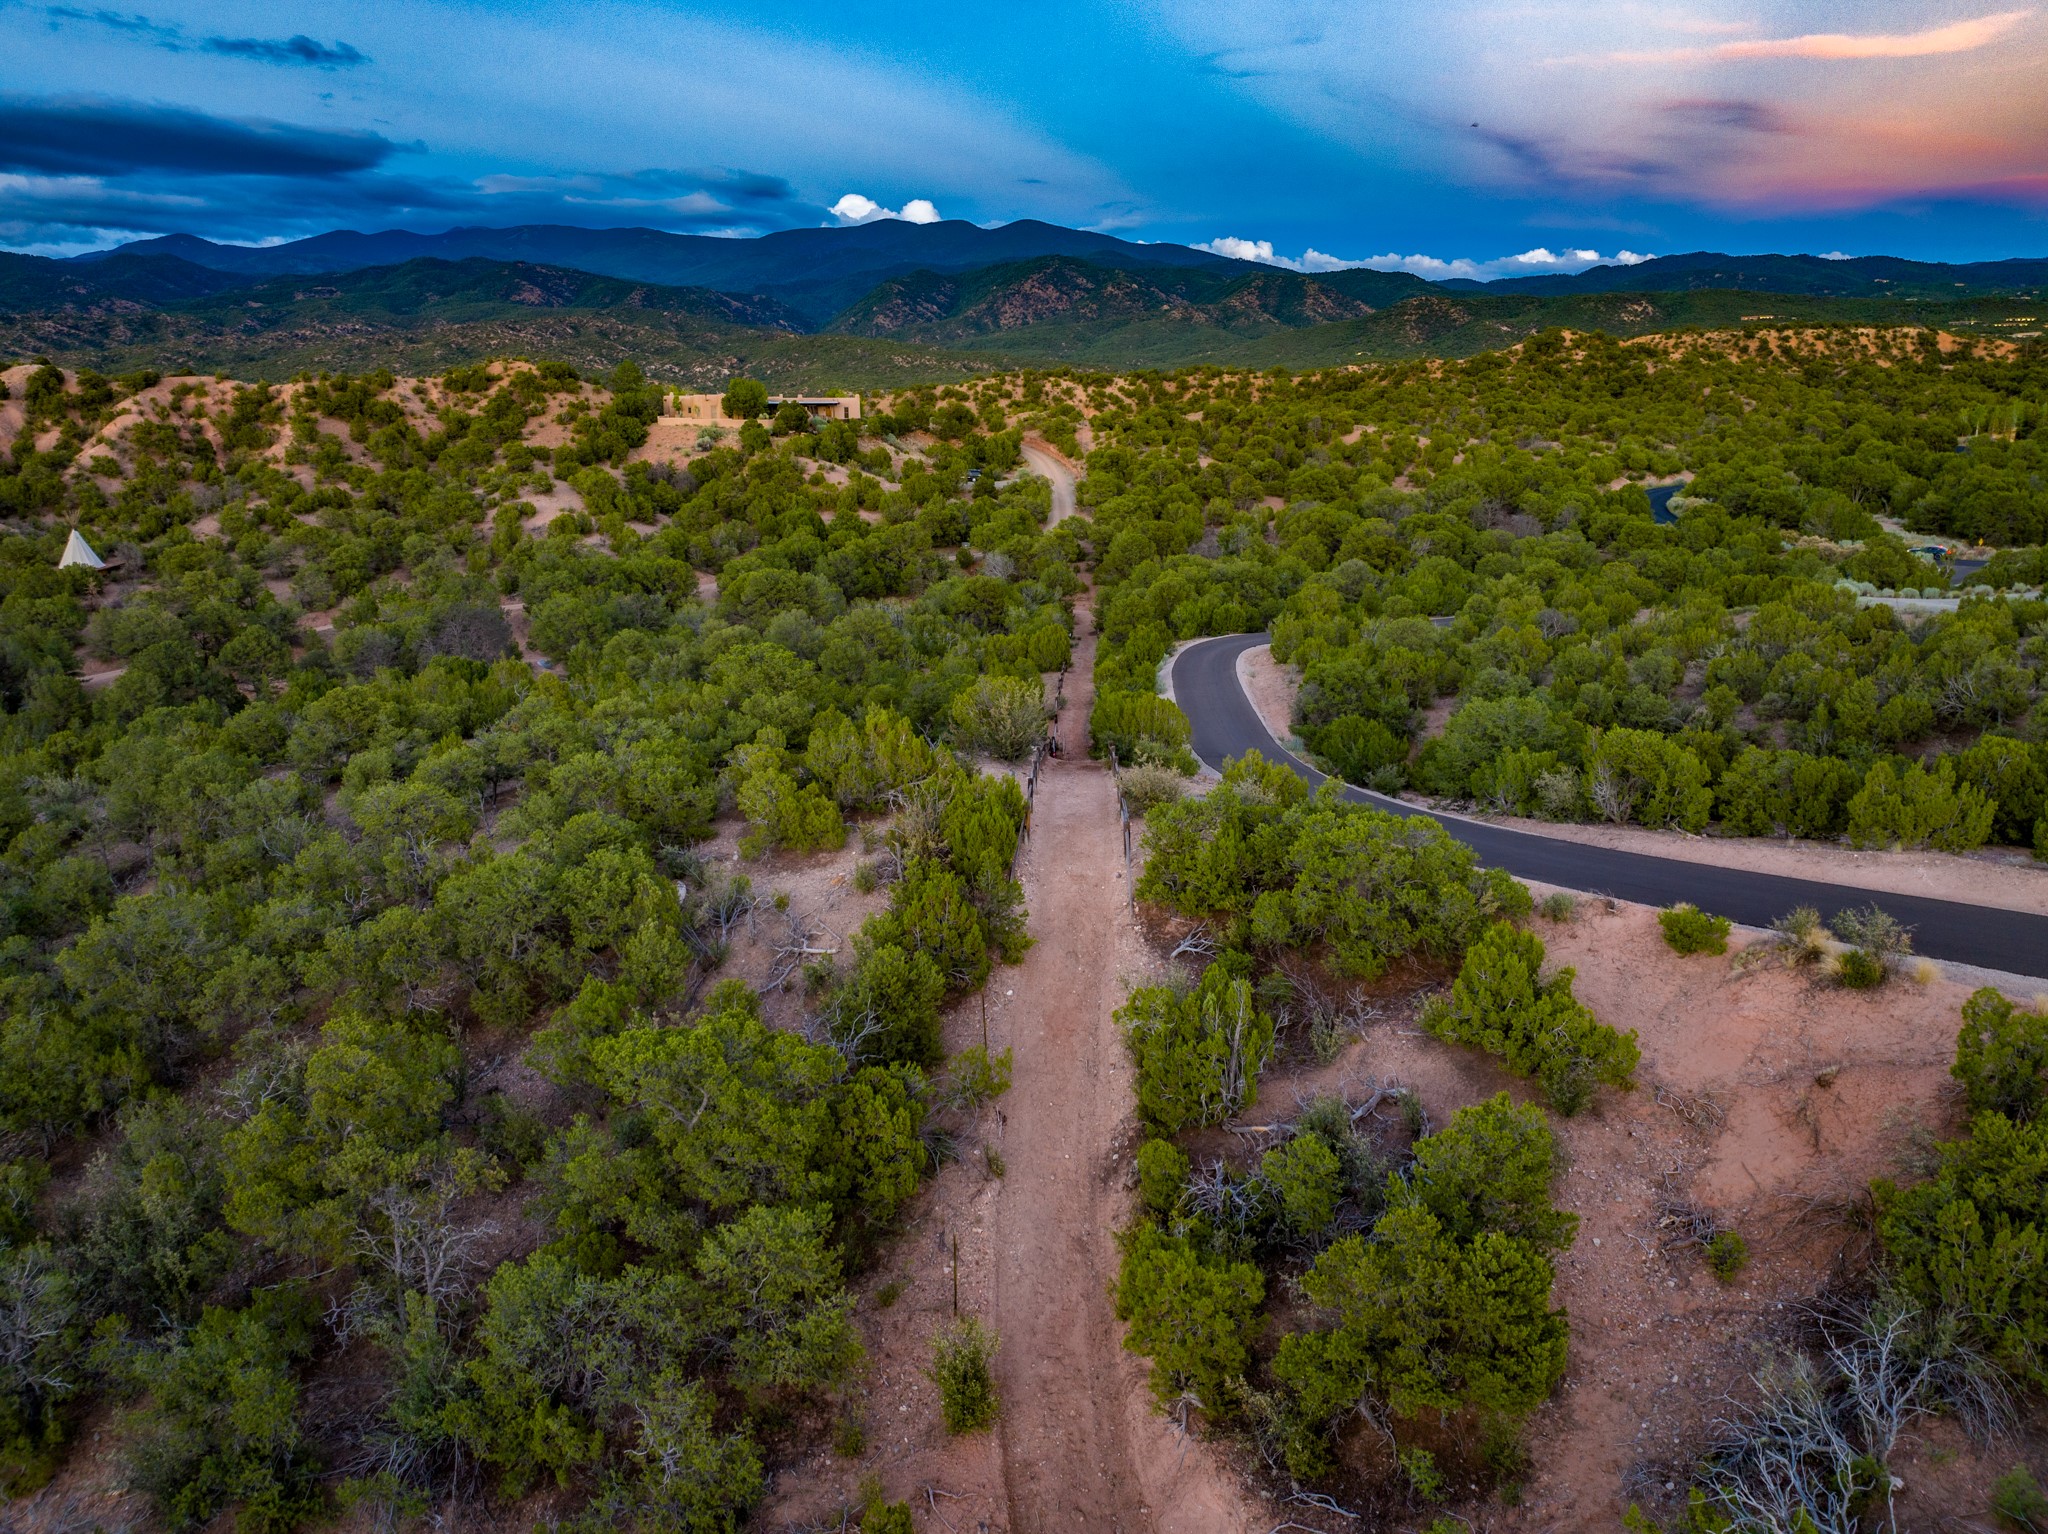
(1, 320, 2046, 1530)
(0, 356, 1070, 1529)
(1077, 328, 2048, 856)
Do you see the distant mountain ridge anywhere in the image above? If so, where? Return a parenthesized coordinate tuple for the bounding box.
(1445, 249, 2048, 299)
(824, 256, 1407, 345)
(4, 220, 2043, 382)
(73, 219, 1243, 325)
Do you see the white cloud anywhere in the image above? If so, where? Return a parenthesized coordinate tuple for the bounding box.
(1819, 250, 1854, 259)
(1200, 236, 1655, 282)
(830, 192, 942, 225)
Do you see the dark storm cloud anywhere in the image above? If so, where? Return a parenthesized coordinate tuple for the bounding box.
(44, 6, 180, 45)
(201, 34, 368, 67)
(0, 146, 826, 254)
(42, 9, 367, 66)
(0, 95, 406, 177)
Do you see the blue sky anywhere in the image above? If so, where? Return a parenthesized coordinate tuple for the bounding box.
(3, 0, 2046, 271)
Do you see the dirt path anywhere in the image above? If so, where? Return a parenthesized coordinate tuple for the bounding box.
(991, 604, 1253, 1533)
(1021, 438, 1078, 527)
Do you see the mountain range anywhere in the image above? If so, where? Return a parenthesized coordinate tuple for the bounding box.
(2, 219, 2042, 384)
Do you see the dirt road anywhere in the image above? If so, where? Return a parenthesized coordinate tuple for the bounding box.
(1021, 438, 1078, 526)
(993, 605, 1148, 1530)
(991, 607, 1255, 1533)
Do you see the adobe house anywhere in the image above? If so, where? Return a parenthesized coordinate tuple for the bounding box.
(664, 393, 862, 423)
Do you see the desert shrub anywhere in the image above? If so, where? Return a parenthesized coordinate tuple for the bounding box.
(1139, 768, 1528, 978)
(1113, 1224, 1265, 1408)
(1091, 691, 1196, 772)
(1715, 747, 1859, 839)
(733, 741, 846, 858)
(1135, 1138, 1190, 1216)
(929, 1319, 1000, 1433)
(1828, 904, 1913, 989)
(1118, 761, 1187, 817)
(1311, 714, 1408, 782)
(1270, 1098, 1575, 1465)
(1658, 903, 1730, 956)
(1954, 988, 2048, 1122)
(1399, 1445, 1447, 1500)
(1260, 1133, 1343, 1236)
(1535, 891, 1577, 923)
(1954, 736, 2048, 848)
(830, 942, 947, 1068)
(1993, 1468, 2048, 1531)
(1117, 962, 1275, 1132)
(861, 1500, 915, 1534)
(1705, 1231, 1750, 1281)
(948, 675, 1045, 760)
(1418, 694, 1577, 802)
(1770, 905, 1827, 965)
(1876, 1000, 2048, 1388)
(1583, 727, 1712, 831)
(1830, 904, 1913, 966)
(1274, 1203, 1568, 1428)
(1426, 922, 1639, 1113)
(122, 1288, 321, 1533)
(867, 859, 989, 993)
(1403, 1094, 1579, 1252)
(0, 1245, 80, 1491)
(1846, 757, 1994, 852)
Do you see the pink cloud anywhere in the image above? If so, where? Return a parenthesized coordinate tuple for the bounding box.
(1558, 9, 2035, 66)
(1712, 10, 2033, 60)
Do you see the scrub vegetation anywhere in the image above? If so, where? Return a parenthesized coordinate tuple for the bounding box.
(1077, 330, 2047, 856)
(0, 357, 1069, 1528)
(3, 319, 2047, 1529)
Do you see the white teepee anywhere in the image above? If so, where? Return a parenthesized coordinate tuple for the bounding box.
(58, 530, 105, 570)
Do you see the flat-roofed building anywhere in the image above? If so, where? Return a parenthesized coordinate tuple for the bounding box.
(665, 393, 861, 423)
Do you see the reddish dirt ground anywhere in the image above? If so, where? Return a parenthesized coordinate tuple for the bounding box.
(1142, 889, 2044, 1532)
(988, 603, 1257, 1533)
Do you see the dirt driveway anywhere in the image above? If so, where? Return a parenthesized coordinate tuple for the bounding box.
(992, 603, 1254, 1533)
(1021, 438, 1079, 527)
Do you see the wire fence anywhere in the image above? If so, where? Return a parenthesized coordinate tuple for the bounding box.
(1108, 745, 1135, 912)
(1006, 658, 1071, 878)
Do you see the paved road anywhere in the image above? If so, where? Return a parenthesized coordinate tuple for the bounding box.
(1172, 633, 2048, 978)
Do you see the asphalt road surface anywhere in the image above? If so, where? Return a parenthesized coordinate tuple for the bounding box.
(1172, 633, 2048, 978)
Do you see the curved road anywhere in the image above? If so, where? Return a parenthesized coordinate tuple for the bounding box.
(1173, 633, 2048, 978)
(1021, 437, 1079, 527)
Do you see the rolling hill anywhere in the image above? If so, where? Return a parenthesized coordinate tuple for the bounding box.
(1451, 249, 2048, 299)
(71, 218, 1243, 325)
(3, 219, 2044, 383)
(0, 257, 990, 388)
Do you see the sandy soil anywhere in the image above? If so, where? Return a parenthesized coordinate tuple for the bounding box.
(989, 602, 1257, 1534)
(759, 608, 1258, 1532)
(1235, 643, 1299, 745)
(518, 482, 587, 531)
(1140, 888, 2041, 1531)
(1231, 645, 2047, 916)
(629, 417, 713, 466)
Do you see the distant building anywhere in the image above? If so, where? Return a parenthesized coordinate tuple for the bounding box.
(665, 393, 861, 423)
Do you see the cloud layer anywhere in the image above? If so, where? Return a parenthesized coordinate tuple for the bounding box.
(1196, 237, 1653, 282)
(830, 193, 942, 225)
(44, 7, 369, 67)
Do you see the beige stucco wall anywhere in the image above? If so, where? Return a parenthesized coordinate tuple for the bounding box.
(664, 393, 861, 423)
